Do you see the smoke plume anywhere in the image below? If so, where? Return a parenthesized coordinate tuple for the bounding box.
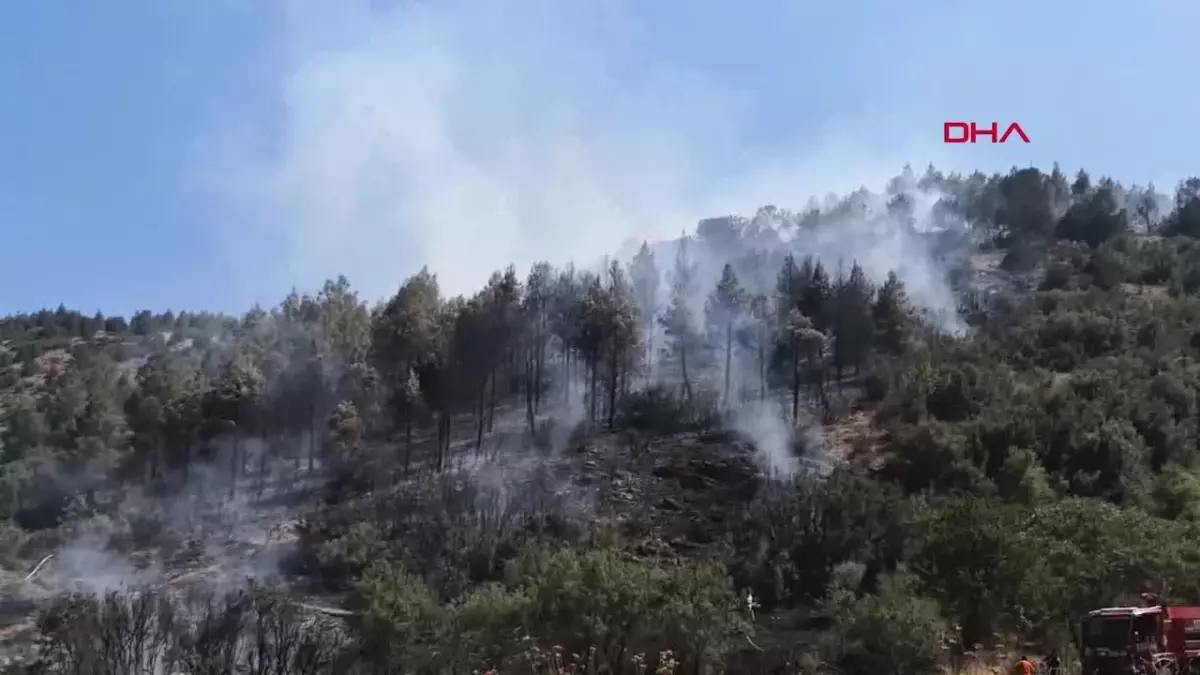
(212, 0, 939, 303)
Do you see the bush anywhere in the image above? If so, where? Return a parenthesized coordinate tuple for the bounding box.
(351, 562, 447, 673)
(730, 471, 907, 610)
(823, 572, 949, 675)
(618, 385, 692, 434)
(339, 547, 751, 674)
(468, 547, 749, 673)
(617, 385, 721, 435)
(32, 584, 344, 675)
(298, 468, 590, 596)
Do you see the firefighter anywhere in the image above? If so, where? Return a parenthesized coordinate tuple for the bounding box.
(1045, 650, 1061, 675)
(1017, 655, 1035, 675)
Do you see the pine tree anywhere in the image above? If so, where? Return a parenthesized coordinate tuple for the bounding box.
(628, 242, 660, 375)
(659, 236, 702, 402)
(706, 263, 747, 406)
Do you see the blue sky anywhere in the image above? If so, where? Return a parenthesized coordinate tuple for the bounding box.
(1, 0, 1198, 316)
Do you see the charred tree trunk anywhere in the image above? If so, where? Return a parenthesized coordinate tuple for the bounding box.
(308, 398, 318, 472)
(257, 441, 267, 501)
(293, 415, 302, 471)
(791, 351, 801, 423)
(151, 440, 163, 483)
(811, 352, 830, 423)
(525, 352, 536, 433)
(563, 348, 571, 405)
(758, 341, 766, 400)
(589, 358, 598, 423)
(229, 438, 239, 498)
(487, 369, 497, 433)
(680, 344, 693, 403)
(403, 419, 413, 478)
(608, 345, 620, 429)
(646, 322, 654, 379)
(435, 411, 450, 473)
(723, 322, 733, 406)
(535, 321, 546, 413)
(475, 380, 486, 453)
(434, 412, 443, 473)
(507, 348, 520, 396)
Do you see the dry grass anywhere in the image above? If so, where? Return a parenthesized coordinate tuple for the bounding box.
(1119, 283, 1170, 302)
(825, 411, 885, 469)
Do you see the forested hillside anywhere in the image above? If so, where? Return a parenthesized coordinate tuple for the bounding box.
(4, 164, 1200, 674)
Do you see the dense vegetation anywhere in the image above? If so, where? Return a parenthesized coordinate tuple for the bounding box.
(5, 164, 1200, 674)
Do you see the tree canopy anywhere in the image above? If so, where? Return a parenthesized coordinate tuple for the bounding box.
(6, 164, 1200, 674)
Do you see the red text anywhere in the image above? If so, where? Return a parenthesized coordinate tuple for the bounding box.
(943, 121, 1030, 144)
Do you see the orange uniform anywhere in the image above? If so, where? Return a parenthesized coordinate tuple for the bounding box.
(1018, 658, 1035, 675)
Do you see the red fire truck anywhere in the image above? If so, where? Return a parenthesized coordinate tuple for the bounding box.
(1079, 603, 1200, 675)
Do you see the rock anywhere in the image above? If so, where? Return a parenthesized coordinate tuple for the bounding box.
(687, 523, 716, 544)
(651, 465, 677, 480)
(613, 488, 636, 501)
(677, 473, 714, 490)
(651, 463, 712, 489)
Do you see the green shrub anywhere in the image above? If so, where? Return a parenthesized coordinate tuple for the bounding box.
(824, 572, 949, 675)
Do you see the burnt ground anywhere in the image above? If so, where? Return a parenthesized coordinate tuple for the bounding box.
(0, 399, 847, 669)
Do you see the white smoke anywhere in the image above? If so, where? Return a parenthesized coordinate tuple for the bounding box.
(199, 0, 988, 493)
(728, 400, 799, 480)
(33, 450, 303, 600)
(209, 0, 938, 303)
